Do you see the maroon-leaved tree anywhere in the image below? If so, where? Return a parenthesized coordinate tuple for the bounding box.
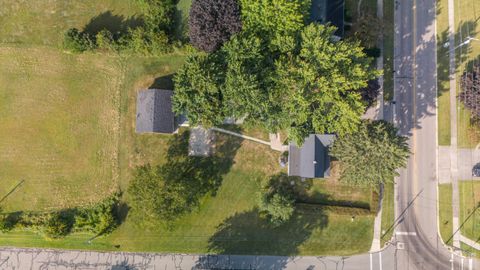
(188, 0, 242, 52)
(459, 64, 480, 120)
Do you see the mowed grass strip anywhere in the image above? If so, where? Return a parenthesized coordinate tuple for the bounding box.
(458, 180, 480, 242)
(438, 184, 453, 245)
(453, 0, 480, 148)
(0, 47, 122, 211)
(381, 182, 394, 246)
(436, 0, 451, 145)
(0, 0, 141, 46)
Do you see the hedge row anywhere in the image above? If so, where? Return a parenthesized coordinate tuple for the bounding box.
(0, 193, 121, 239)
(63, 0, 178, 55)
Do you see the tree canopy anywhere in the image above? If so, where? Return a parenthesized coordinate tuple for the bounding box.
(275, 24, 378, 143)
(330, 120, 410, 188)
(189, 0, 242, 52)
(173, 53, 227, 127)
(174, 23, 378, 145)
(240, 0, 310, 51)
(257, 173, 297, 226)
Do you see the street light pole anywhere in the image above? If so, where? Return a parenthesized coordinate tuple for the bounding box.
(444, 36, 480, 51)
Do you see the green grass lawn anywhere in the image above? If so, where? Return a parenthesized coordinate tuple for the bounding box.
(436, 0, 451, 145)
(458, 181, 480, 242)
(0, 47, 124, 211)
(383, 0, 394, 101)
(381, 182, 394, 246)
(0, 0, 375, 256)
(452, 0, 480, 148)
(0, 0, 142, 47)
(438, 184, 453, 245)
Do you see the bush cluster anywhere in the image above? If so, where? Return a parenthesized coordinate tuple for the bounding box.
(0, 193, 121, 239)
(63, 0, 177, 55)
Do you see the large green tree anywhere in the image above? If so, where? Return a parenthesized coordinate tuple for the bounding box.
(275, 24, 379, 144)
(240, 0, 310, 51)
(330, 120, 410, 188)
(173, 53, 227, 127)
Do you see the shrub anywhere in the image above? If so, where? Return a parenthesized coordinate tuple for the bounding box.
(95, 29, 116, 51)
(459, 64, 480, 120)
(258, 192, 295, 226)
(0, 213, 20, 233)
(74, 193, 120, 235)
(44, 212, 74, 238)
(257, 173, 297, 226)
(63, 28, 95, 52)
(189, 0, 242, 52)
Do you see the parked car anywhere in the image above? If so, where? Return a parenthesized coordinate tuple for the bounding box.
(472, 163, 480, 177)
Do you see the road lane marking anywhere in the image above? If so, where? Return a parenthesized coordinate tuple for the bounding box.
(451, 253, 454, 270)
(379, 252, 383, 270)
(370, 253, 373, 270)
(469, 258, 472, 270)
(461, 256, 464, 270)
(395, 231, 417, 236)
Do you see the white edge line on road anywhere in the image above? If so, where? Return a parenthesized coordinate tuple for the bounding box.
(379, 251, 383, 270)
(395, 232, 417, 236)
(469, 257, 473, 270)
(370, 253, 373, 270)
(451, 253, 454, 270)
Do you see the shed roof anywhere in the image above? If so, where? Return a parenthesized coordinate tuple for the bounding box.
(288, 134, 336, 178)
(136, 89, 176, 134)
(310, 0, 345, 37)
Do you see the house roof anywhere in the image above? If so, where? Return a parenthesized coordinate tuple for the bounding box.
(288, 134, 336, 178)
(310, 0, 345, 37)
(136, 89, 176, 134)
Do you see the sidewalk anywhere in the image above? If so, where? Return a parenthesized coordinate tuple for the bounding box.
(447, 0, 461, 250)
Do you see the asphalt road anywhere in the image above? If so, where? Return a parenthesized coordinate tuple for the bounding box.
(393, 0, 477, 269)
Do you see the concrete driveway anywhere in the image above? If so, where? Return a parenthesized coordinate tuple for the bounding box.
(439, 146, 480, 183)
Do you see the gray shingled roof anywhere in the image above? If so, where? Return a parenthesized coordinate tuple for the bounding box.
(310, 0, 345, 37)
(136, 89, 176, 134)
(288, 134, 336, 178)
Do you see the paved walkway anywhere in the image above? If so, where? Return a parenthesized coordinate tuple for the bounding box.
(439, 146, 480, 183)
(460, 234, 480, 252)
(447, 0, 462, 250)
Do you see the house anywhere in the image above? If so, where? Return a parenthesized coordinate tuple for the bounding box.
(136, 89, 177, 134)
(288, 134, 336, 178)
(310, 0, 345, 38)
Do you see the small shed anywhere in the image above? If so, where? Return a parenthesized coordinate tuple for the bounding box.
(136, 89, 176, 134)
(189, 126, 215, 157)
(310, 0, 345, 37)
(288, 134, 336, 178)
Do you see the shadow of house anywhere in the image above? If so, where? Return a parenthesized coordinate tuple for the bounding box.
(310, 0, 345, 38)
(149, 74, 175, 90)
(82, 11, 143, 38)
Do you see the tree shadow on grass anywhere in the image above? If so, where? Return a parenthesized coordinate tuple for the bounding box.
(160, 129, 243, 215)
(205, 207, 328, 256)
(149, 74, 175, 90)
(82, 11, 144, 37)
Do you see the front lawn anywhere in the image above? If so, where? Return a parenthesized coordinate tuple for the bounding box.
(381, 182, 394, 246)
(459, 181, 480, 242)
(0, 47, 123, 211)
(0, 0, 376, 256)
(438, 184, 453, 245)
